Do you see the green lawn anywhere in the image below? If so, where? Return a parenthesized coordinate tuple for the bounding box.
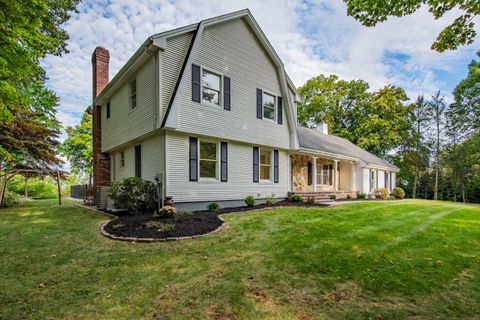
(1, 199, 480, 319)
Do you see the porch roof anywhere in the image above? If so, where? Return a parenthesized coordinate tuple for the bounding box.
(297, 126, 399, 171)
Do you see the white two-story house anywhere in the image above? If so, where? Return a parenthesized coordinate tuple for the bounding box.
(90, 9, 398, 210)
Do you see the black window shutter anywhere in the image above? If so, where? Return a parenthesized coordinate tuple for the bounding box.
(135, 145, 142, 178)
(192, 64, 201, 102)
(253, 147, 259, 182)
(189, 137, 198, 181)
(307, 161, 312, 186)
(274, 150, 279, 183)
(221, 142, 228, 182)
(256, 88, 262, 119)
(223, 76, 231, 111)
(277, 97, 282, 124)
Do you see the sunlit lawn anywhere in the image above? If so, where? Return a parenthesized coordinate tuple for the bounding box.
(1, 199, 479, 319)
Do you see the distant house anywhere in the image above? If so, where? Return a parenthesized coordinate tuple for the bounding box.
(90, 9, 398, 210)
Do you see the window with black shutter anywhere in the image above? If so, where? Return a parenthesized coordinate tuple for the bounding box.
(221, 142, 228, 182)
(253, 147, 259, 182)
(274, 150, 279, 183)
(223, 76, 231, 110)
(277, 97, 282, 124)
(189, 137, 198, 181)
(192, 64, 201, 102)
(106, 101, 110, 119)
(135, 145, 141, 178)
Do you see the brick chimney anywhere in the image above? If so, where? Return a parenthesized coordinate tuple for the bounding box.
(92, 47, 111, 200)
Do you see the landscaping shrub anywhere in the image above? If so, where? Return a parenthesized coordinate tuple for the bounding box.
(289, 194, 303, 202)
(108, 177, 156, 214)
(358, 192, 366, 199)
(207, 202, 220, 212)
(306, 195, 315, 205)
(245, 195, 255, 207)
(388, 195, 396, 200)
(159, 205, 177, 218)
(392, 187, 406, 199)
(144, 221, 174, 232)
(329, 194, 337, 200)
(373, 188, 389, 200)
(346, 194, 352, 200)
(265, 193, 277, 206)
(3, 190, 22, 207)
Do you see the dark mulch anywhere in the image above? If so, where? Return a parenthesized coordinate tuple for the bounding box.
(104, 211, 222, 239)
(103, 200, 329, 239)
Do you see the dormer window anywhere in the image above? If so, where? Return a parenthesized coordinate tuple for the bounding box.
(202, 69, 221, 106)
(263, 92, 276, 121)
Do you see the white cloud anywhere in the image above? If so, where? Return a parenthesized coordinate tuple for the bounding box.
(42, 0, 479, 125)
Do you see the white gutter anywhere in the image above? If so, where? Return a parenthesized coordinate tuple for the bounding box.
(295, 148, 359, 162)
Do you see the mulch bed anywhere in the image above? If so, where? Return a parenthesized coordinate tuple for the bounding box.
(103, 200, 329, 240)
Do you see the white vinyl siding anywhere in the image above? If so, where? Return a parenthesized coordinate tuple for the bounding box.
(166, 132, 288, 202)
(172, 17, 290, 149)
(102, 56, 156, 152)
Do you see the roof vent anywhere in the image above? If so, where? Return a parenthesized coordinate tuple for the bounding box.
(316, 122, 328, 135)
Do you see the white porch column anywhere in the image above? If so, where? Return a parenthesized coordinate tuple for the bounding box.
(351, 161, 356, 191)
(312, 157, 317, 192)
(334, 160, 339, 191)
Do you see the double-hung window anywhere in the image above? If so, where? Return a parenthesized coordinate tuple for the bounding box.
(263, 92, 276, 121)
(260, 149, 272, 180)
(370, 170, 376, 190)
(202, 69, 221, 106)
(130, 78, 137, 109)
(316, 164, 333, 186)
(199, 141, 217, 179)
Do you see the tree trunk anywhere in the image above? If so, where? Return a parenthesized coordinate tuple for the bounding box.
(0, 171, 8, 208)
(434, 111, 440, 200)
(57, 171, 62, 205)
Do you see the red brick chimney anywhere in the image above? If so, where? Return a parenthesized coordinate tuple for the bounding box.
(92, 47, 111, 200)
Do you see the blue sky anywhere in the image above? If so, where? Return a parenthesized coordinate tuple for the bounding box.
(41, 0, 479, 132)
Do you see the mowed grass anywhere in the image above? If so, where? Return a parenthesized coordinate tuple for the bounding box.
(1, 199, 480, 319)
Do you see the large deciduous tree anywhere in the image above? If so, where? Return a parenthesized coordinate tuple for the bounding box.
(297, 74, 413, 157)
(59, 112, 93, 185)
(343, 0, 479, 52)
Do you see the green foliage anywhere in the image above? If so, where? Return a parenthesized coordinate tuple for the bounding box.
(289, 194, 303, 202)
(329, 194, 337, 200)
(358, 192, 367, 199)
(7, 175, 57, 199)
(3, 190, 22, 207)
(108, 177, 156, 214)
(59, 112, 93, 178)
(207, 202, 220, 212)
(158, 205, 177, 218)
(298, 74, 413, 157)
(144, 221, 174, 232)
(392, 187, 406, 199)
(265, 193, 277, 206)
(373, 188, 389, 200)
(245, 195, 255, 207)
(343, 0, 479, 52)
(111, 223, 125, 231)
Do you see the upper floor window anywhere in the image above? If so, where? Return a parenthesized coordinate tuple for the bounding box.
(202, 69, 221, 106)
(263, 92, 276, 121)
(199, 141, 217, 179)
(106, 101, 111, 119)
(130, 78, 137, 109)
(260, 149, 272, 180)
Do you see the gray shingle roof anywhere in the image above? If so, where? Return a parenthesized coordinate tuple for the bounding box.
(297, 126, 399, 171)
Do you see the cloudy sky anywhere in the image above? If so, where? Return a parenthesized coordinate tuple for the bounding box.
(42, 0, 479, 131)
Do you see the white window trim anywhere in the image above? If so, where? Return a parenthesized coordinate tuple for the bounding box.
(198, 139, 220, 182)
(316, 163, 333, 186)
(200, 66, 223, 109)
(259, 148, 273, 183)
(261, 90, 278, 124)
(129, 75, 138, 111)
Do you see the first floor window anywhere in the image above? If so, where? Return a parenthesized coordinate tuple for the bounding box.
(260, 149, 272, 180)
(316, 164, 333, 186)
(135, 145, 141, 177)
(199, 141, 217, 178)
(263, 92, 276, 120)
(202, 69, 221, 105)
(370, 170, 375, 190)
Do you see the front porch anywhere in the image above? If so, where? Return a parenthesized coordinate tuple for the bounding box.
(290, 154, 357, 200)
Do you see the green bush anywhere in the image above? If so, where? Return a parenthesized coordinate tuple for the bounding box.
(346, 194, 352, 200)
(373, 188, 389, 200)
(329, 194, 337, 200)
(245, 195, 255, 207)
(265, 193, 277, 206)
(358, 192, 366, 199)
(158, 205, 177, 218)
(392, 187, 406, 199)
(306, 195, 315, 205)
(108, 177, 156, 214)
(3, 190, 22, 207)
(7, 176, 57, 199)
(207, 202, 220, 212)
(289, 194, 303, 202)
